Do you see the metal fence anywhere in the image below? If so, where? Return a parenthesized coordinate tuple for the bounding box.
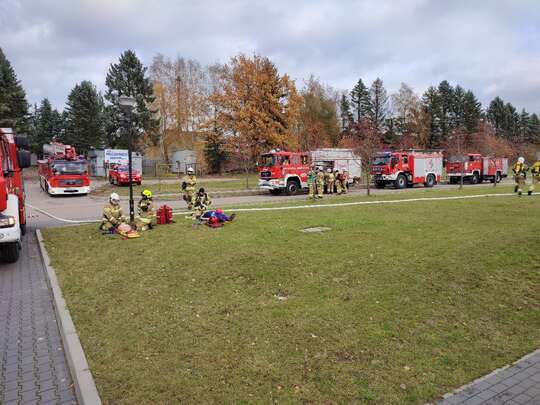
(141, 160, 199, 178)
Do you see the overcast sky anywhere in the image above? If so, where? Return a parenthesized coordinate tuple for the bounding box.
(1, 0, 539, 113)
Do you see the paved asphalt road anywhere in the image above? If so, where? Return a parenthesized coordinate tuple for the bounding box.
(25, 177, 514, 228)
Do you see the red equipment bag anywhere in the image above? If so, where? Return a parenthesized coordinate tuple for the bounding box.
(157, 204, 173, 224)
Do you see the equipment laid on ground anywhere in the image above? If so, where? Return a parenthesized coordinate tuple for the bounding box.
(371, 150, 443, 189)
(446, 153, 508, 184)
(156, 205, 173, 224)
(0, 128, 31, 262)
(257, 148, 361, 195)
(38, 142, 90, 195)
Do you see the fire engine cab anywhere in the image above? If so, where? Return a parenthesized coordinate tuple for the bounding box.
(0, 128, 31, 263)
(257, 148, 361, 195)
(371, 150, 443, 189)
(446, 153, 508, 184)
(38, 142, 90, 195)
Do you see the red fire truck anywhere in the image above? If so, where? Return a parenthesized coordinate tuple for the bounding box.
(257, 148, 361, 195)
(38, 142, 91, 195)
(446, 153, 508, 184)
(371, 150, 443, 189)
(0, 128, 31, 262)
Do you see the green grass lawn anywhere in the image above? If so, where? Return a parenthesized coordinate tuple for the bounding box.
(43, 189, 540, 404)
(92, 173, 260, 196)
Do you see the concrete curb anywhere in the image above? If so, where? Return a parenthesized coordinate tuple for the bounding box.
(36, 229, 102, 405)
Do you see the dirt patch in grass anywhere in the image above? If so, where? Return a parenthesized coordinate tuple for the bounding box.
(43, 192, 540, 404)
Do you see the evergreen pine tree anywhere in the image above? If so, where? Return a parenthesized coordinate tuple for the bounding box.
(105, 50, 157, 147)
(0, 47, 28, 132)
(504, 102, 519, 140)
(368, 78, 388, 132)
(64, 81, 105, 153)
(350, 78, 371, 123)
(486, 97, 506, 135)
(204, 132, 229, 174)
(529, 113, 540, 144)
(32, 98, 63, 155)
(518, 109, 532, 142)
(462, 90, 482, 133)
(421, 86, 441, 147)
(436, 80, 454, 143)
(450, 85, 465, 130)
(339, 93, 353, 133)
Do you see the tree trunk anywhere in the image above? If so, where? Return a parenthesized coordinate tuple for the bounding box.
(366, 170, 371, 196)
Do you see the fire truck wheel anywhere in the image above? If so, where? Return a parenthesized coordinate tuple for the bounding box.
(424, 174, 435, 188)
(270, 189, 282, 196)
(471, 173, 480, 184)
(394, 174, 407, 189)
(495, 172, 502, 183)
(1, 242, 20, 263)
(285, 180, 300, 195)
(20, 222, 26, 236)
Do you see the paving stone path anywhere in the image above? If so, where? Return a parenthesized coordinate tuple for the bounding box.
(0, 230, 76, 404)
(438, 349, 540, 405)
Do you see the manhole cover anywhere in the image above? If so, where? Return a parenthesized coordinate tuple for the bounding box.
(301, 227, 331, 233)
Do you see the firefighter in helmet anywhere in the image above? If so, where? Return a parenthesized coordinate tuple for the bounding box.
(341, 169, 349, 193)
(325, 168, 335, 194)
(335, 169, 342, 194)
(315, 167, 325, 198)
(193, 187, 212, 217)
(181, 167, 197, 209)
(513, 157, 528, 196)
(136, 189, 156, 231)
(100, 192, 127, 231)
(528, 159, 540, 195)
(307, 165, 316, 200)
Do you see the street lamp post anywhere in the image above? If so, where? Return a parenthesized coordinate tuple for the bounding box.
(118, 95, 137, 223)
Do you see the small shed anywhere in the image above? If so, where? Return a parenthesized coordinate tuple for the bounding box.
(171, 150, 197, 174)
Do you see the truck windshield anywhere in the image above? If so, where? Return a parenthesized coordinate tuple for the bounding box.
(259, 155, 276, 167)
(52, 161, 87, 175)
(372, 156, 391, 165)
(448, 155, 465, 163)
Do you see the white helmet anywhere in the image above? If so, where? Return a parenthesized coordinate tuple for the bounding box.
(343, 168, 348, 172)
(110, 192, 120, 205)
(327, 168, 332, 173)
(518, 157, 525, 164)
(187, 167, 194, 174)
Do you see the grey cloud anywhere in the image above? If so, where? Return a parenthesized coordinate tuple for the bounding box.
(1, 0, 539, 112)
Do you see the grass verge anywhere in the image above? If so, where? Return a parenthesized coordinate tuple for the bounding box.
(92, 174, 260, 196)
(43, 191, 540, 404)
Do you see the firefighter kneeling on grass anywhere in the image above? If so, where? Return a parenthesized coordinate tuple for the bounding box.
(135, 189, 156, 231)
(513, 157, 529, 196)
(193, 187, 212, 217)
(100, 193, 127, 232)
(529, 159, 540, 196)
(181, 167, 197, 209)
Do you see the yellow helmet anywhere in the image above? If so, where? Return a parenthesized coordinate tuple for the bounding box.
(141, 189, 152, 199)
